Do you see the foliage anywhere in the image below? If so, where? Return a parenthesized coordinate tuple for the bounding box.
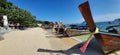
(0, 0, 37, 27)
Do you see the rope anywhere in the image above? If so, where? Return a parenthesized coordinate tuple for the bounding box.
(80, 27, 99, 53)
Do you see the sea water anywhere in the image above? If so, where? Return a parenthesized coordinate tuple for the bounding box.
(96, 21, 120, 32)
(65, 18, 120, 33)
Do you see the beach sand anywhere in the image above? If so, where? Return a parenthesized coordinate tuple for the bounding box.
(0, 28, 110, 55)
(0, 28, 51, 55)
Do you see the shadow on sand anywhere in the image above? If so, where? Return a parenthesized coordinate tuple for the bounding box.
(37, 39, 105, 55)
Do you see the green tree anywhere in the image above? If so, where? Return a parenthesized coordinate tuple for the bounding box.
(0, 0, 37, 27)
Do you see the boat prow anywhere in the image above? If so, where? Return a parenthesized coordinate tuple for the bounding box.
(78, 1, 120, 54)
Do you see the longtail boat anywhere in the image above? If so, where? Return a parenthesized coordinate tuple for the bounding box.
(66, 29, 90, 36)
(65, 24, 90, 36)
(57, 24, 90, 37)
(78, 1, 120, 54)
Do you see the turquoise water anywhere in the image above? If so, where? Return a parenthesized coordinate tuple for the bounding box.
(65, 18, 120, 33)
(96, 21, 120, 32)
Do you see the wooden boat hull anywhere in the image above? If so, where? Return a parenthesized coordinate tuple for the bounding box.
(94, 33, 120, 53)
(66, 29, 90, 36)
(78, 1, 120, 53)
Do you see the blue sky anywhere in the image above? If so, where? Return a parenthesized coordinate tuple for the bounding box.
(8, 0, 120, 24)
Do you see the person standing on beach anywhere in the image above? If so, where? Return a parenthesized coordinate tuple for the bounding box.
(2, 15, 9, 30)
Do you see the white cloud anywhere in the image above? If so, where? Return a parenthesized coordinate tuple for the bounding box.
(93, 13, 120, 22)
(79, 18, 84, 23)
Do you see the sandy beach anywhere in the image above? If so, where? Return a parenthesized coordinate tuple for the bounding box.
(0, 28, 105, 55)
(0, 28, 51, 55)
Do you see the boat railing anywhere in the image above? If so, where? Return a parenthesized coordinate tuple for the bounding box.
(99, 32, 120, 37)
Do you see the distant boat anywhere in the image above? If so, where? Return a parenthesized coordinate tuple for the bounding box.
(79, 1, 120, 54)
(69, 24, 78, 29)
